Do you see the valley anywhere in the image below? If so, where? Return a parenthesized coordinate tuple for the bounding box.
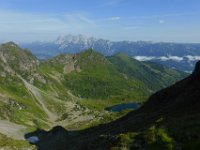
(1, 0, 199, 149)
(27, 60, 200, 150)
(0, 42, 188, 149)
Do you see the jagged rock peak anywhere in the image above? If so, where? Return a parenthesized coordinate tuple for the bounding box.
(2, 41, 19, 48)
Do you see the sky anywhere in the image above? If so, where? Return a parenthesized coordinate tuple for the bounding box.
(0, 0, 200, 43)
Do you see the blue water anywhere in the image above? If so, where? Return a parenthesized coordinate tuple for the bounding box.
(105, 103, 140, 112)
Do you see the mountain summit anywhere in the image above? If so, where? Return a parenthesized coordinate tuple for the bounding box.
(0, 42, 38, 75)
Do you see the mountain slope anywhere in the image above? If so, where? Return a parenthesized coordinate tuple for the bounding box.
(0, 43, 114, 142)
(63, 49, 149, 100)
(108, 53, 187, 91)
(0, 42, 48, 127)
(27, 61, 200, 150)
(0, 42, 188, 149)
(45, 49, 187, 101)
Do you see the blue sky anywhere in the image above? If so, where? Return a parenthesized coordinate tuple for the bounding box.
(0, 0, 200, 42)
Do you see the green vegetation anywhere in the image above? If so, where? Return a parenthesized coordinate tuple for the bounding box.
(111, 132, 138, 149)
(63, 50, 187, 101)
(0, 133, 35, 150)
(0, 43, 189, 149)
(80, 99, 122, 111)
(115, 126, 174, 150)
(0, 76, 48, 127)
(141, 126, 174, 150)
(108, 52, 188, 91)
(64, 72, 148, 100)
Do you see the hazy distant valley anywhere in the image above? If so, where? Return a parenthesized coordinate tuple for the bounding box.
(22, 34, 200, 72)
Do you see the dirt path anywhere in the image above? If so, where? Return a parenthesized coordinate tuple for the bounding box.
(0, 120, 27, 140)
(18, 76, 58, 123)
(67, 91, 81, 101)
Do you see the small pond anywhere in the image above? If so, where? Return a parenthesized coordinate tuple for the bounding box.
(105, 103, 140, 112)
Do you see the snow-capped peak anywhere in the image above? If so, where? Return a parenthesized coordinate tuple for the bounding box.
(55, 34, 97, 45)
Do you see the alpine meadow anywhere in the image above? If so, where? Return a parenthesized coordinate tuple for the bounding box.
(0, 0, 200, 150)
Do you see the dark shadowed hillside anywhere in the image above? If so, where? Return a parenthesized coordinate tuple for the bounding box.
(27, 61, 200, 150)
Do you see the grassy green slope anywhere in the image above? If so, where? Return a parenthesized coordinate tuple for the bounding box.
(0, 44, 131, 148)
(62, 50, 188, 101)
(63, 49, 151, 101)
(108, 52, 188, 91)
(0, 43, 48, 128)
(0, 44, 188, 127)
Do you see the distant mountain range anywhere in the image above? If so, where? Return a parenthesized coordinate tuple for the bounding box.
(21, 34, 200, 72)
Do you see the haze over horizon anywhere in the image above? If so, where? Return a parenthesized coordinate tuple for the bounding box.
(0, 0, 200, 43)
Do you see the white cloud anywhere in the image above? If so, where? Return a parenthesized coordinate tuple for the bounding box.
(0, 10, 97, 42)
(0, 9, 199, 43)
(159, 20, 165, 24)
(185, 55, 200, 62)
(108, 17, 121, 21)
(131, 12, 198, 20)
(134, 55, 194, 62)
(134, 56, 156, 61)
(78, 15, 95, 25)
(103, 0, 125, 6)
(95, 16, 121, 22)
(159, 56, 169, 61)
(168, 56, 184, 61)
(124, 26, 140, 30)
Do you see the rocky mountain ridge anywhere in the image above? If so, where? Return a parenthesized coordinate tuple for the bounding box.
(21, 34, 200, 72)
